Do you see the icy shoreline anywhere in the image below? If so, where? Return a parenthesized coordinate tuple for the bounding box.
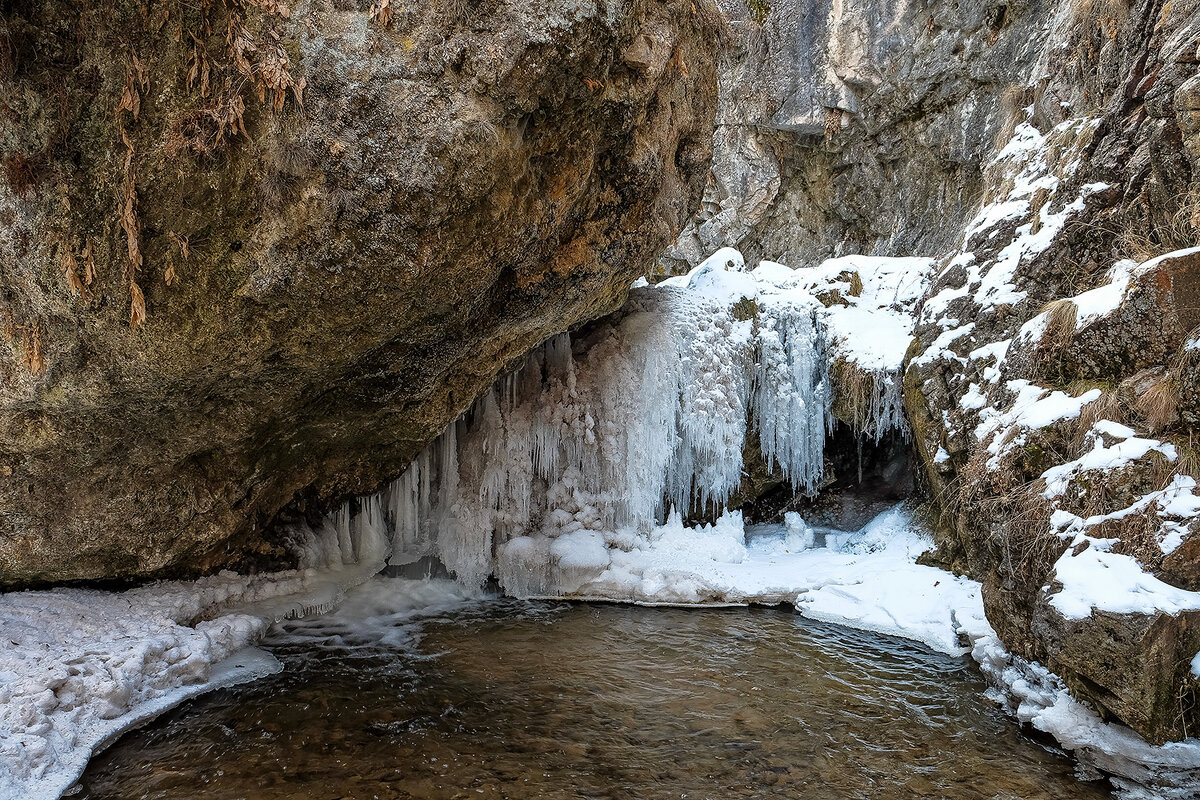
(18, 647, 279, 800)
(0, 545, 388, 800)
(3, 506, 1200, 799)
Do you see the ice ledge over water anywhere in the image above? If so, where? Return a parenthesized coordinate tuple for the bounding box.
(0, 524, 391, 800)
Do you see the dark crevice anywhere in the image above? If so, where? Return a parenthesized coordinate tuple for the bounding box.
(742, 423, 915, 531)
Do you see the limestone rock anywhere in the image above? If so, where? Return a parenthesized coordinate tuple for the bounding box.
(895, 0, 1200, 742)
(1031, 599, 1200, 745)
(0, 0, 721, 585)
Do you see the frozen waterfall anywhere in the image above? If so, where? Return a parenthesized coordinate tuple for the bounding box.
(315, 249, 929, 597)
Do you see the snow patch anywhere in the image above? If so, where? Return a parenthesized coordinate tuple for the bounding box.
(1047, 536, 1200, 619)
(1041, 425, 1178, 499)
(0, 522, 388, 800)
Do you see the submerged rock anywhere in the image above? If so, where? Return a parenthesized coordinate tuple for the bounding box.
(0, 0, 721, 585)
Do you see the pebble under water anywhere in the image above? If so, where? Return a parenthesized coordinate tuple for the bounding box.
(80, 577, 1113, 800)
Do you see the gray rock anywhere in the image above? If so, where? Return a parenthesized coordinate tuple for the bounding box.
(661, 0, 1050, 272)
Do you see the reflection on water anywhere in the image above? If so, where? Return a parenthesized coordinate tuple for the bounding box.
(81, 578, 1111, 799)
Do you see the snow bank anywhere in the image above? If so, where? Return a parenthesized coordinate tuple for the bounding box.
(559, 505, 985, 656)
(1041, 424, 1178, 499)
(0, 519, 388, 800)
(1047, 535, 1200, 619)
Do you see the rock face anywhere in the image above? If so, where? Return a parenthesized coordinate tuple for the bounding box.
(0, 0, 720, 585)
(897, 0, 1200, 743)
(661, 0, 1045, 272)
(667, 0, 1200, 744)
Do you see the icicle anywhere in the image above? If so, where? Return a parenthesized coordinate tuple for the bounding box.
(752, 302, 830, 493)
(333, 503, 354, 565)
(312, 274, 840, 598)
(352, 494, 389, 566)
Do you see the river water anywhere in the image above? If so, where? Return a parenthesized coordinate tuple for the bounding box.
(80, 577, 1112, 799)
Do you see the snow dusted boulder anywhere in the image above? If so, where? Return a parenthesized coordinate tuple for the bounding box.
(1032, 573, 1200, 745)
(1017, 249, 1200, 386)
(0, 0, 721, 586)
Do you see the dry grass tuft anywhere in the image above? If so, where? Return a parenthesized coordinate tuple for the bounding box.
(832, 358, 873, 430)
(1071, 383, 1128, 452)
(1042, 298, 1079, 347)
(1071, 0, 1128, 38)
(1032, 299, 1079, 381)
(369, 0, 393, 27)
(1137, 377, 1180, 433)
(1175, 441, 1200, 480)
(983, 482, 1065, 582)
(1118, 191, 1200, 262)
(2, 152, 41, 197)
(22, 324, 45, 376)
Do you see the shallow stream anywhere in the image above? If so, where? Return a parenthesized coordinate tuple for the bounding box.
(80, 578, 1112, 799)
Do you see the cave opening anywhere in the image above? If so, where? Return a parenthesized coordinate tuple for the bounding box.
(740, 422, 915, 532)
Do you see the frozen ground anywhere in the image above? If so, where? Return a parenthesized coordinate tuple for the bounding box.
(0, 540, 388, 800)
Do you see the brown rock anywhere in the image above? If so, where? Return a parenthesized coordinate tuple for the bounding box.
(0, 0, 722, 586)
(1031, 598, 1200, 745)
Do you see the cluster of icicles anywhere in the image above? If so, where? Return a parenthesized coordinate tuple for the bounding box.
(292, 287, 838, 597)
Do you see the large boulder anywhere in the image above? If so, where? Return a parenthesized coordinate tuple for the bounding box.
(1031, 598, 1200, 745)
(0, 0, 721, 586)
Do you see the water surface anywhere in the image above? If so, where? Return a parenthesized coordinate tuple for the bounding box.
(81, 578, 1111, 799)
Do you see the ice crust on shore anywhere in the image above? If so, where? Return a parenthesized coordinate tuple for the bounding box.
(0, 518, 389, 800)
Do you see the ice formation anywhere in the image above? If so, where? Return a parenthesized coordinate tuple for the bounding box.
(334, 248, 932, 599)
(380, 280, 825, 597)
(0, 518, 389, 800)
